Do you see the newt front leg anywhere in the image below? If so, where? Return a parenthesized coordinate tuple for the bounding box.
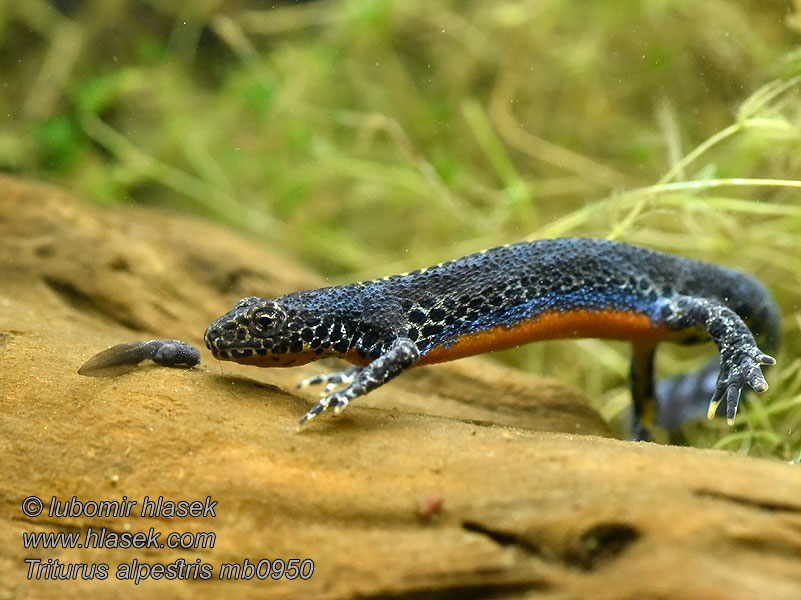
(297, 337, 420, 428)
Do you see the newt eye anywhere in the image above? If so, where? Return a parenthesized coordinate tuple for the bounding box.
(250, 305, 285, 335)
(256, 314, 274, 329)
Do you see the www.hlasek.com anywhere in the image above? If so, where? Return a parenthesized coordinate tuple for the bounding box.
(20, 495, 314, 584)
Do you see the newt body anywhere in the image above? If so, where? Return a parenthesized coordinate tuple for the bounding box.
(204, 238, 780, 436)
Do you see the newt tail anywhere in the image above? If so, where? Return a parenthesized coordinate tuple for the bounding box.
(203, 238, 780, 438)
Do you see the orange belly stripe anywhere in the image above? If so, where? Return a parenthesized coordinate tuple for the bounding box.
(416, 308, 677, 366)
(231, 351, 320, 368)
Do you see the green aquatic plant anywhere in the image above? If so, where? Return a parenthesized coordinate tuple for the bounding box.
(2, 0, 799, 456)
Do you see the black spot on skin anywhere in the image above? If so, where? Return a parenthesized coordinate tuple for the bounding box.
(489, 295, 504, 307)
(272, 356, 281, 362)
(419, 296, 437, 309)
(314, 325, 329, 339)
(361, 331, 378, 348)
(289, 339, 304, 353)
(422, 324, 444, 338)
(301, 328, 314, 342)
(236, 329, 247, 340)
(442, 297, 459, 310)
(256, 348, 267, 355)
(455, 305, 470, 318)
(369, 347, 382, 359)
(428, 307, 447, 322)
(469, 297, 484, 309)
(333, 339, 349, 353)
(466, 308, 485, 322)
(407, 328, 419, 341)
(408, 309, 427, 325)
(261, 339, 274, 349)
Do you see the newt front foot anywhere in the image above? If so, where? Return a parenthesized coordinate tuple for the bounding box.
(297, 390, 352, 429)
(296, 366, 361, 395)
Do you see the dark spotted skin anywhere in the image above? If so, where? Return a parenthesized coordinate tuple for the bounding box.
(203, 238, 780, 436)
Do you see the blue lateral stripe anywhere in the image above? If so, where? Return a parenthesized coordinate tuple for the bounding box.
(425, 290, 657, 353)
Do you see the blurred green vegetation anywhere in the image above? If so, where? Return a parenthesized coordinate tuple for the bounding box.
(2, 0, 801, 457)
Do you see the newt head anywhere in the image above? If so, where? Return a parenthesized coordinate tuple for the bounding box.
(204, 296, 321, 368)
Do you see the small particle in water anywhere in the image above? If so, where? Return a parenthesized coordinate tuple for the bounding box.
(415, 493, 444, 520)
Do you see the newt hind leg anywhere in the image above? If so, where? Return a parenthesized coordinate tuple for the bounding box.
(655, 357, 722, 429)
(630, 344, 657, 441)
